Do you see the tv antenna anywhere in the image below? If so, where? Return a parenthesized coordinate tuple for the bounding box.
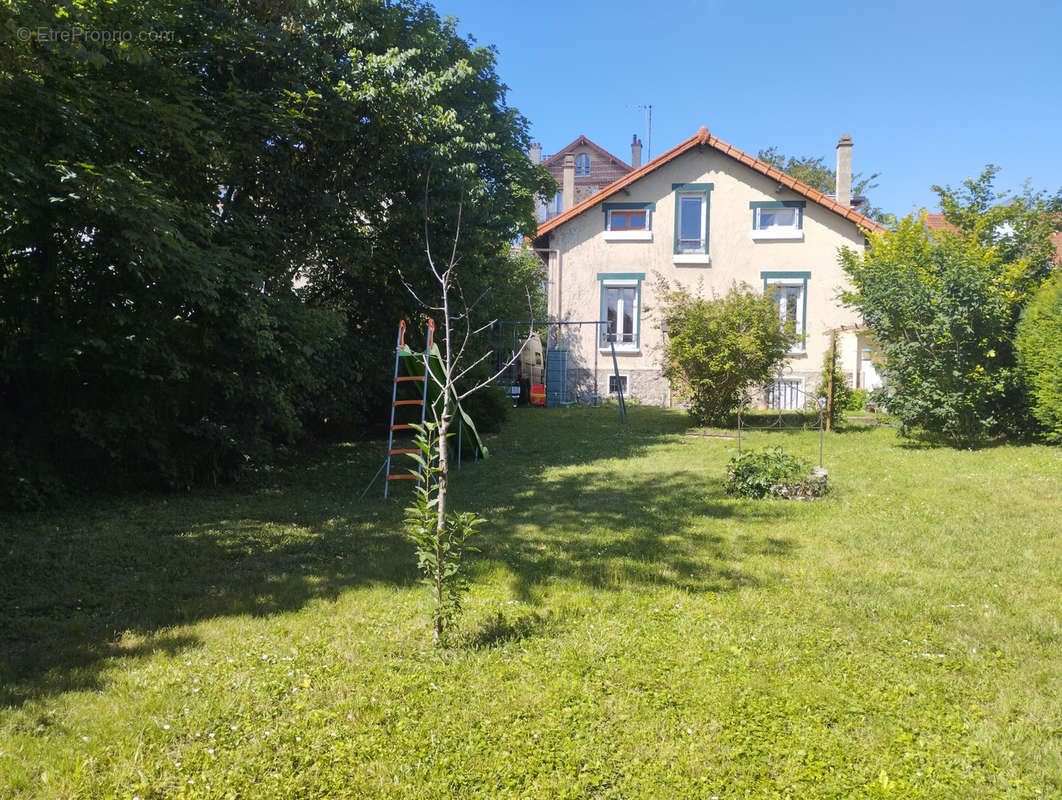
(629, 104, 652, 161)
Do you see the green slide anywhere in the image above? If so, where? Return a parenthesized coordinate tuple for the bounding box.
(397, 344, 489, 460)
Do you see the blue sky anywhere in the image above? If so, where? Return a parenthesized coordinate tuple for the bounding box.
(440, 0, 1062, 218)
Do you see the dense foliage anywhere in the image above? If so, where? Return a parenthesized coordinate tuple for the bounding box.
(0, 0, 551, 504)
(816, 338, 853, 429)
(841, 169, 1060, 445)
(1016, 272, 1062, 442)
(655, 280, 795, 426)
(724, 447, 827, 500)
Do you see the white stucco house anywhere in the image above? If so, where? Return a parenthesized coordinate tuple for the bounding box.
(531, 126, 888, 408)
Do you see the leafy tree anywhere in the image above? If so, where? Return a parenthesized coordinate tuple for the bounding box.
(757, 146, 887, 223)
(840, 168, 1061, 444)
(0, 0, 549, 503)
(1016, 272, 1062, 442)
(655, 280, 796, 426)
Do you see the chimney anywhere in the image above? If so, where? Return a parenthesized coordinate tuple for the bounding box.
(529, 142, 542, 164)
(631, 134, 642, 169)
(835, 134, 853, 208)
(562, 153, 575, 211)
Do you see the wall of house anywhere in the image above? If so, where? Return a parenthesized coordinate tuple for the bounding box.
(543, 145, 868, 407)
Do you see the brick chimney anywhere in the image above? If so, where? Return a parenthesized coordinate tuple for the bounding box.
(529, 142, 542, 164)
(562, 153, 575, 211)
(631, 134, 643, 169)
(835, 134, 853, 208)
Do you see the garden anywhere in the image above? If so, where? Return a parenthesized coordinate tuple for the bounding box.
(3, 407, 1061, 798)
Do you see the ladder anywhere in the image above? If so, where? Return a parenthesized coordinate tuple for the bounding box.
(383, 319, 434, 498)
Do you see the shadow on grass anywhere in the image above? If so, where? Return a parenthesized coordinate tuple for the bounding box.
(463, 609, 554, 649)
(0, 405, 799, 706)
(451, 406, 802, 602)
(0, 441, 417, 707)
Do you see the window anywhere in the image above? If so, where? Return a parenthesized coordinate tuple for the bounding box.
(672, 183, 713, 264)
(762, 271, 810, 353)
(603, 202, 654, 241)
(610, 210, 647, 230)
(608, 374, 628, 395)
(678, 196, 703, 250)
(751, 201, 805, 240)
(766, 380, 803, 410)
(598, 273, 643, 350)
(575, 153, 591, 176)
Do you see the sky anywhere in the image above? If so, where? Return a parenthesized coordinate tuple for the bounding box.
(439, 0, 1062, 219)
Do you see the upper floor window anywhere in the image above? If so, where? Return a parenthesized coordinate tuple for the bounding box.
(672, 183, 713, 264)
(603, 202, 654, 241)
(575, 154, 591, 176)
(751, 201, 806, 241)
(609, 210, 647, 230)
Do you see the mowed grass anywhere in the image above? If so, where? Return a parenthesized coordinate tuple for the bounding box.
(1, 407, 1061, 799)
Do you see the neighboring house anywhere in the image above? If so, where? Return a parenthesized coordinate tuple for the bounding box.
(532, 135, 643, 222)
(532, 126, 888, 408)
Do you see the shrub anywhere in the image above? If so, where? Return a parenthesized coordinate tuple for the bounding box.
(1016, 272, 1062, 442)
(655, 280, 796, 426)
(724, 447, 828, 500)
(816, 341, 854, 428)
(847, 388, 869, 412)
(404, 423, 484, 644)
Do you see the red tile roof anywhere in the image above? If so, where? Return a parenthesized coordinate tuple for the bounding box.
(536, 126, 887, 238)
(925, 213, 1062, 263)
(541, 135, 632, 171)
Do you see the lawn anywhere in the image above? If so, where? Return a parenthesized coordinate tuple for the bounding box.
(2, 407, 1061, 799)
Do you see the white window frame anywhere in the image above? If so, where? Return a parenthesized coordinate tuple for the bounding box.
(604, 204, 653, 242)
(764, 276, 807, 354)
(677, 193, 706, 252)
(599, 278, 640, 352)
(766, 379, 804, 410)
(672, 183, 713, 265)
(608, 374, 629, 396)
(751, 201, 805, 241)
(575, 153, 591, 177)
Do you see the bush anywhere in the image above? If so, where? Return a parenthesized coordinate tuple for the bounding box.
(656, 280, 796, 426)
(1016, 272, 1062, 442)
(724, 447, 828, 500)
(847, 388, 869, 412)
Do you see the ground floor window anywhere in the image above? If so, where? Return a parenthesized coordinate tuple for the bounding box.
(597, 274, 642, 349)
(766, 379, 803, 410)
(762, 271, 809, 353)
(608, 374, 628, 395)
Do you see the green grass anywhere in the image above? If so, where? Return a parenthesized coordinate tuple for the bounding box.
(2, 407, 1061, 798)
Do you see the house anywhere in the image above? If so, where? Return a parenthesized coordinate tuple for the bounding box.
(531, 126, 888, 408)
(531, 135, 642, 222)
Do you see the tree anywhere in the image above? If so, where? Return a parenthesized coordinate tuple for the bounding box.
(840, 168, 1061, 444)
(654, 280, 796, 426)
(757, 146, 887, 223)
(0, 0, 550, 504)
(1016, 272, 1062, 442)
(817, 333, 853, 430)
(397, 191, 541, 645)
